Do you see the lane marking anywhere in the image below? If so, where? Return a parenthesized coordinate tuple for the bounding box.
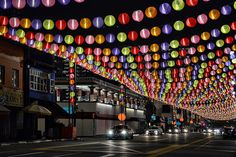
(147, 136, 212, 157)
(99, 154, 115, 157)
(7, 152, 44, 157)
(58, 149, 137, 154)
(34, 142, 100, 151)
(194, 139, 212, 150)
(53, 153, 77, 157)
(102, 142, 144, 154)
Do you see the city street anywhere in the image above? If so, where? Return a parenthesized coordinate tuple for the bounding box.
(0, 133, 235, 157)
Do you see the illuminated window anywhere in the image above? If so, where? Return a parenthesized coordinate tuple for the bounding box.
(12, 69, 19, 88)
(0, 65, 5, 85)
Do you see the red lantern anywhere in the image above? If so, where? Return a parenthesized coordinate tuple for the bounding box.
(216, 50, 223, 57)
(186, 17, 197, 28)
(43, 42, 51, 49)
(75, 35, 84, 45)
(179, 49, 187, 57)
(225, 36, 234, 44)
(94, 55, 101, 62)
(56, 20, 66, 30)
(69, 68, 75, 73)
(118, 13, 130, 25)
(176, 59, 183, 66)
(180, 37, 190, 46)
(231, 21, 236, 30)
(118, 113, 126, 121)
(174, 78, 179, 82)
(180, 117, 184, 122)
(26, 32, 35, 40)
(102, 62, 107, 67)
(70, 98, 75, 103)
(138, 63, 144, 69)
(186, 0, 198, 7)
(0, 16, 8, 26)
(131, 46, 139, 54)
(128, 31, 138, 41)
(135, 55, 143, 62)
(85, 47, 93, 55)
(208, 60, 214, 67)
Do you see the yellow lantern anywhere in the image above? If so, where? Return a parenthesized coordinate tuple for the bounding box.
(45, 34, 54, 43)
(59, 45, 67, 52)
(150, 43, 159, 52)
(19, 37, 27, 44)
(232, 44, 236, 51)
(145, 6, 157, 18)
(197, 45, 205, 53)
(20, 18, 31, 29)
(209, 9, 220, 20)
(95, 34, 105, 44)
(191, 56, 199, 63)
(103, 48, 111, 56)
(151, 26, 161, 37)
(80, 18, 92, 29)
(152, 53, 160, 61)
(201, 32, 210, 40)
(0, 26, 8, 34)
(110, 56, 118, 62)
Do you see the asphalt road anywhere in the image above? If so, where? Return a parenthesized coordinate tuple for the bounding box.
(0, 133, 235, 157)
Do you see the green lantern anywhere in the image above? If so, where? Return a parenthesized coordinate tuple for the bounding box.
(94, 61, 101, 66)
(104, 15, 116, 27)
(220, 24, 230, 34)
(35, 41, 43, 49)
(171, 50, 179, 58)
(172, 0, 185, 11)
(121, 47, 130, 55)
(216, 39, 224, 47)
(64, 35, 74, 45)
(127, 55, 134, 63)
(208, 52, 215, 59)
(170, 40, 179, 49)
(168, 60, 175, 67)
(174, 20, 184, 31)
(87, 55, 94, 61)
(75, 47, 84, 54)
(234, 1, 236, 10)
(16, 29, 25, 38)
(117, 32, 127, 42)
(43, 19, 54, 30)
(130, 63, 137, 69)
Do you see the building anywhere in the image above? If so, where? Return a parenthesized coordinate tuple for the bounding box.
(55, 58, 147, 136)
(0, 39, 24, 141)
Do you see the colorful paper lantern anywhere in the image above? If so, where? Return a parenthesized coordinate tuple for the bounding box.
(104, 15, 116, 27)
(145, 6, 158, 18)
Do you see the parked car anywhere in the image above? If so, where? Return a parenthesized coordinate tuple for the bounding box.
(222, 126, 236, 138)
(107, 124, 134, 140)
(203, 127, 213, 134)
(145, 125, 163, 136)
(168, 127, 181, 134)
(181, 127, 189, 133)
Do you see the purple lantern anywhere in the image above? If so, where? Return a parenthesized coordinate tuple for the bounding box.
(119, 56, 126, 63)
(58, 0, 71, 5)
(221, 5, 232, 15)
(162, 24, 172, 35)
(161, 42, 169, 51)
(0, 0, 12, 9)
(32, 19, 42, 30)
(54, 34, 63, 43)
(92, 17, 104, 29)
(211, 29, 220, 38)
(27, 0, 40, 8)
(112, 48, 120, 56)
(162, 52, 170, 60)
(106, 33, 115, 43)
(207, 42, 215, 50)
(67, 46, 75, 53)
(159, 3, 171, 15)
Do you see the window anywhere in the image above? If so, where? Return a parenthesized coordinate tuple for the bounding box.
(0, 65, 5, 85)
(12, 69, 19, 88)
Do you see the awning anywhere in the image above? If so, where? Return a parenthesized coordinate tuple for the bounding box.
(0, 105, 10, 112)
(24, 101, 52, 116)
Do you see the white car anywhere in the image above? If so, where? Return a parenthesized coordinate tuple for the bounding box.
(145, 126, 163, 136)
(107, 124, 134, 140)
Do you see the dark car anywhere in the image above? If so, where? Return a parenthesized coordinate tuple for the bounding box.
(167, 127, 181, 134)
(222, 126, 236, 138)
(107, 124, 134, 140)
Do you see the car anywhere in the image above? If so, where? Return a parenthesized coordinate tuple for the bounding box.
(107, 124, 134, 140)
(145, 125, 163, 136)
(213, 128, 223, 135)
(203, 128, 213, 134)
(168, 127, 181, 134)
(222, 126, 236, 138)
(181, 127, 189, 133)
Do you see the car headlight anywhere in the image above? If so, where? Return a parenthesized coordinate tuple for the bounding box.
(168, 129, 172, 132)
(121, 130, 127, 135)
(154, 130, 158, 135)
(208, 129, 212, 133)
(145, 130, 149, 135)
(183, 129, 188, 133)
(108, 130, 113, 135)
(174, 129, 179, 133)
(214, 129, 220, 133)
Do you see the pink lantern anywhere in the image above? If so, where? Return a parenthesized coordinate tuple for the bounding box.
(12, 36, 19, 42)
(140, 28, 150, 39)
(102, 56, 109, 62)
(50, 44, 59, 51)
(145, 62, 152, 69)
(144, 54, 151, 62)
(12, 0, 26, 9)
(184, 58, 191, 65)
(67, 19, 79, 30)
(191, 35, 200, 44)
(132, 10, 144, 22)
(74, 0, 85, 3)
(85, 35, 95, 44)
(140, 45, 149, 53)
(35, 33, 44, 41)
(108, 62, 114, 68)
(197, 14, 208, 25)
(42, 0, 56, 7)
(94, 48, 102, 55)
(9, 17, 20, 28)
(188, 47, 196, 55)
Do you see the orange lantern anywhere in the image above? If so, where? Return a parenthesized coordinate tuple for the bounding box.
(180, 117, 184, 122)
(118, 113, 126, 121)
